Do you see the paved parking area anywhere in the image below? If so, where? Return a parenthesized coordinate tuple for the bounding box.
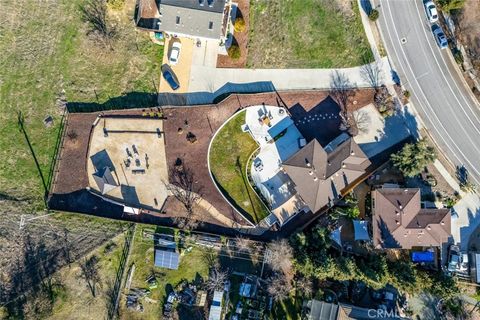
(159, 37, 194, 93)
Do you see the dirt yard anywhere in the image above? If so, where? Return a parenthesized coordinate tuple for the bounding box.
(217, 0, 250, 68)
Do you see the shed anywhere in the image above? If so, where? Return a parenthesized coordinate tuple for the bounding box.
(208, 290, 224, 320)
(154, 249, 179, 270)
(92, 167, 118, 194)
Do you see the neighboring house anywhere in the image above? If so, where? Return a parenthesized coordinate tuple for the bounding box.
(304, 300, 402, 320)
(134, 0, 231, 41)
(372, 187, 451, 249)
(283, 133, 371, 213)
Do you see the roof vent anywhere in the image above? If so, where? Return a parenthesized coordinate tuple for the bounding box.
(199, 0, 205, 6)
(395, 220, 400, 225)
(427, 226, 432, 230)
(404, 189, 408, 193)
(327, 160, 331, 166)
(207, 0, 214, 7)
(313, 177, 318, 181)
(350, 150, 355, 156)
(305, 159, 311, 167)
(309, 170, 313, 175)
(441, 221, 445, 225)
(342, 163, 346, 168)
(399, 205, 403, 210)
(395, 211, 400, 216)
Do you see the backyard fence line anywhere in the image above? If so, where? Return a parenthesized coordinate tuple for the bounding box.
(47, 110, 68, 196)
(107, 223, 136, 320)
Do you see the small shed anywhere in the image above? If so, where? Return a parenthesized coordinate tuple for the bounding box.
(208, 290, 224, 320)
(92, 167, 118, 194)
(154, 249, 179, 270)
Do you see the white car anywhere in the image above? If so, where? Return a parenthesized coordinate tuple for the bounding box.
(424, 1, 439, 23)
(168, 41, 182, 65)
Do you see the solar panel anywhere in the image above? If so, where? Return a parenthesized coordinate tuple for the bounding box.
(154, 249, 179, 270)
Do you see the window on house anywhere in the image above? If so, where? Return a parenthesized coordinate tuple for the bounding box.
(176, 16, 180, 25)
(208, 21, 213, 30)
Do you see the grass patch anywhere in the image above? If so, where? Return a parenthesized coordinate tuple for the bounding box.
(248, 0, 372, 68)
(209, 110, 270, 224)
(0, 0, 163, 208)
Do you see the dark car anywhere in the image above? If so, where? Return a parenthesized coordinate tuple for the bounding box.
(161, 64, 180, 90)
(432, 24, 448, 50)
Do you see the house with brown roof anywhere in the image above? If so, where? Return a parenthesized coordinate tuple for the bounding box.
(282, 133, 371, 214)
(372, 187, 451, 249)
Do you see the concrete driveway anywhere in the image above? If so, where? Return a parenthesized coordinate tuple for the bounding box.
(452, 193, 480, 251)
(159, 37, 194, 93)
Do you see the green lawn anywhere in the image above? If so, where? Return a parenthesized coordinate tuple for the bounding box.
(270, 294, 302, 320)
(0, 0, 162, 208)
(248, 0, 372, 68)
(209, 110, 270, 224)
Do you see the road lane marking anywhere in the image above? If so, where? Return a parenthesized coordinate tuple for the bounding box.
(380, 0, 480, 184)
(412, 2, 480, 134)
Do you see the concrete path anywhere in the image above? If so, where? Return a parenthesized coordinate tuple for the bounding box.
(188, 57, 394, 93)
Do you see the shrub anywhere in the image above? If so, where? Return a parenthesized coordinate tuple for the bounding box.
(228, 44, 241, 60)
(368, 9, 379, 21)
(234, 17, 246, 33)
(107, 0, 125, 10)
(438, 0, 465, 13)
(403, 90, 411, 99)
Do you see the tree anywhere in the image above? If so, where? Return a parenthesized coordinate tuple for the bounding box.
(235, 236, 253, 253)
(80, 0, 116, 47)
(438, 0, 465, 13)
(329, 71, 357, 136)
(267, 274, 292, 302)
(205, 268, 228, 292)
(295, 276, 313, 298)
(166, 159, 202, 230)
(374, 85, 395, 117)
(368, 9, 379, 21)
(78, 255, 101, 297)
(267, 239, 293, 274)
(391, 139, 436, 177)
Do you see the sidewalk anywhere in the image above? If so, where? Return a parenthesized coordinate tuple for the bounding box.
(188, 57, 394, 93)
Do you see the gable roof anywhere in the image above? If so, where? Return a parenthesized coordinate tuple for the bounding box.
(135, 0, 226, 39)
(93, 167, 118, 195)
(283, 133, 370, 213)
(372, 187, 451, 249)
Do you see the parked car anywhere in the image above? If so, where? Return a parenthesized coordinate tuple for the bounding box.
(424, 1, 439, 23)
(161, 64, 180, 90)
(432, 24, 448, 49)
(169, 41, 182, 65)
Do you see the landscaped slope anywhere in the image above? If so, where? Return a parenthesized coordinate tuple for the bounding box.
(209, 110, 269, 224)
(248, 0, 372, 68)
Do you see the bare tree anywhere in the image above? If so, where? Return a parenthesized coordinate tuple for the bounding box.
(360, 53, 383, 89)
(353, 109, 371, 135)
(205, 267, 228, 292)
(166, 159, 202, 230)
(329, 70, 357, 135)
(267, 274, 292, 302)
(78, 255, 101, 297)
(267, 239, 293, 274)
(295, 276, 313, 298)
(235, 236, 253, 253)
(201, 247, 219, 269)
(80, 0, 117, 47)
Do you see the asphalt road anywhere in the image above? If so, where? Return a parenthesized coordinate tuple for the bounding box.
(377, 0, 480, 184)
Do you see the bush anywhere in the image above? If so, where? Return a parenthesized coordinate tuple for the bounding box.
(438, 0, 465, 13)
(234, 17, 246, 33)
(228, 44, 241, 60)
(368, 9, 379, 21)
(107, 0, 125, 10)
